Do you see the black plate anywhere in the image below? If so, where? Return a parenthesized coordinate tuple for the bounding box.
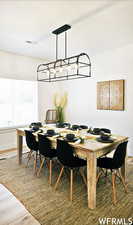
(64, 138, 79, 142)
(96, 137, 114, 143)
(44, 133, 59, 137)
(89, 131, 100, 135)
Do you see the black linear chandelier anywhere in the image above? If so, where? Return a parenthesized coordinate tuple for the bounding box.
(37, 24, 91, 82)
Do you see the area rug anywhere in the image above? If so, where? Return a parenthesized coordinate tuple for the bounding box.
(0, 183, 40, 225)
(0, 154, 132, 225)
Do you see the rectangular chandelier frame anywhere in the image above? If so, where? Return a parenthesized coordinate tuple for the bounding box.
(37, 24, 91, 82)
(37, 53, 91, 82)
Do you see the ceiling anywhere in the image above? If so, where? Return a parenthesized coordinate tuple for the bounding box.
(0, 0, 133, 61)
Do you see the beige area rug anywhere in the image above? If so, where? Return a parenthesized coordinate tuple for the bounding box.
(0, 154, 133, 225)
(0, 183, 40, 225)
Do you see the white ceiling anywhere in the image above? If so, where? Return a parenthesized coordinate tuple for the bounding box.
(0, 0, 133, 60)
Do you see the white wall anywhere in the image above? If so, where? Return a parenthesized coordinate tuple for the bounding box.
(38, 82, 60, 122)
(0, 50, 43, 151)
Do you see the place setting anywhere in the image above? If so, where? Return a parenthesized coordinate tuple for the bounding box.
(96, 131, 115, 143)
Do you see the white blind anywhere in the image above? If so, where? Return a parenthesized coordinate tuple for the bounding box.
(0, 78, 38, 128)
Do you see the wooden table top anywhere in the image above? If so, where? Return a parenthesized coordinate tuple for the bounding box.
(17, 127, 128, 153)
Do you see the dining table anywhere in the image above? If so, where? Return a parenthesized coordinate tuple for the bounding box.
(16, 126, 128, 209)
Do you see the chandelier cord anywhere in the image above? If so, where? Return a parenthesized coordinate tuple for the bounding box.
(55, 30, 68, 61)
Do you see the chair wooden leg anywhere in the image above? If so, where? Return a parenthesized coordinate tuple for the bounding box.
(96, 171, 103, 184)
(33, 152, 38, 176)
(37, 158, 45, 177)
(112, 172, 117, 205)
(39, 154, 42, 164)
(105, 169, 108, 184)
(70, 169, 73, 202)
(49, 160, 52, 185)
(46, 159, 50, 170)
(79, 168, 87, 186)
(54, 167, 64, 190)
(118, 169, 128, 193)
(26, 150, 33, 167)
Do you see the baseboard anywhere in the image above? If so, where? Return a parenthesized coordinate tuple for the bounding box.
(0, 145, 27, 154)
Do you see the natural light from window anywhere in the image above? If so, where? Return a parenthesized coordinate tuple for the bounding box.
(0, 78, 38, 128)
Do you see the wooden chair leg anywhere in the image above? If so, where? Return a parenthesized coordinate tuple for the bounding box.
(26, 150, 33, 167)
(49, 160, 52, 185)
(112, 172, 117, 205)
(118, 169, 128, 193)
(39, 154, 42, 164)
(37, 158, 45, 177)
(105, 169, 108, 184)
(54, 167, 64, 190)
(33, 152, 38, 176)
(79, 168, 87, 186)
(96, 171, 103, 184)
(46, 159, 50, 170)
(70, 169, 73, 202)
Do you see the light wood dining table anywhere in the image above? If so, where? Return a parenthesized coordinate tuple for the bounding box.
(16, 127, 128, 209)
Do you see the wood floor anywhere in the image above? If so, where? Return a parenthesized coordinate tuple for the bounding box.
(0, 184, 40, 225)
(0, 154, 132, 225)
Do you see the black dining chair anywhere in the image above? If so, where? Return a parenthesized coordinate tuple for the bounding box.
(54, 139, 87, 201)
(25, 130, 39, 175)
(97, 141, 128, 205)
(37, 134, 57, 185)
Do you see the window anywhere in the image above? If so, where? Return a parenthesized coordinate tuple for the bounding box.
(0, 78, 38, 128)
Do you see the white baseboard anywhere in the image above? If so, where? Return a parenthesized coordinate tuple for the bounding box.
(0, 144, 16, 151)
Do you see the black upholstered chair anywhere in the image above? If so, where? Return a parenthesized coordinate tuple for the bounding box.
(25, 130, 39, 175)
(97, 141, 128, 205)
(37, 134, 57, 185)
(54, 139, 87, 201)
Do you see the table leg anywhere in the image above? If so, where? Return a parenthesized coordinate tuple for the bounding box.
(17, 133, 23, 165)
(87, 152, 96, 209)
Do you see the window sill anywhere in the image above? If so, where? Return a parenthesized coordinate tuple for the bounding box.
(0, 124, 28, 134)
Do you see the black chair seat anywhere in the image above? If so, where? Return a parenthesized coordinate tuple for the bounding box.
(97, 157, 115, 169)
(43, 149, 57, 159)
(60, 156, 86, 168)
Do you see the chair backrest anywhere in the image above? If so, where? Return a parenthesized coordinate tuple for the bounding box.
(25, 130, 38, 151)
(112, 141, 128, 169)
(45, 109, 58, 124)
(57, 139, 75, 166)
(38, 134, 53, 157)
